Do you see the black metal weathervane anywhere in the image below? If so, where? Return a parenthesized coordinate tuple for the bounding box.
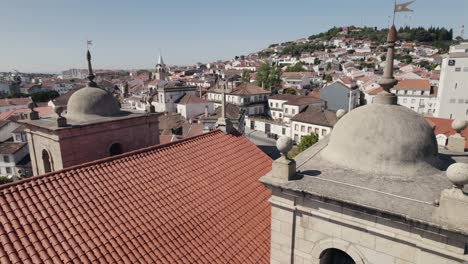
(86, 39, 98, 87)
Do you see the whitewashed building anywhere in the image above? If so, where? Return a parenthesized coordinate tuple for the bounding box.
(176, 94, 213, 120)
(281, 72, 315, 89)
(435, 43, 468, 119)
(154, 83, 197, 113)
(268, 94, 325, 124)
(390, 79, 437, 115)
(0, 141, 29, 179)
(290, 107, 337, 142)
(207, 83, 270, 116)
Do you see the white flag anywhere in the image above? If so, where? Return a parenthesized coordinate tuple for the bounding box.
(87, 40, 93, 46)
(395, 1, 415, 13)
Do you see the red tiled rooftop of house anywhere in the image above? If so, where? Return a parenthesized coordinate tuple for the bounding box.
(0, 97, 31, 107)
(425, 116, 468, 148)
(367, 86, 384, 95)
(394, 79, 430, 91)
(0, 106, 55, 121)
(176, 94, 207, 105)
(0, 130, 272, 263)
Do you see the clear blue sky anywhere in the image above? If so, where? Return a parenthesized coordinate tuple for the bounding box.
(1, 0, 467, 73)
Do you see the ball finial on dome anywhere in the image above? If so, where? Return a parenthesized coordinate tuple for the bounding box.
(54, 105, 64, 117)
(446, 163, 468, 189)
(27, 100, 36, 111)
(451, 119, 467, 134)
(336, 109, 346, 120)
(277, 136, 293, 157)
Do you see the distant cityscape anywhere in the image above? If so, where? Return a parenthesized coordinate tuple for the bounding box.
(0, 19, 468, 264)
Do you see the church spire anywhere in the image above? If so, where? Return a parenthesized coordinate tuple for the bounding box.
(157, 52, 164, 66)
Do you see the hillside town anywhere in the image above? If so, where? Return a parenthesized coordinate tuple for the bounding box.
(1, 3, 468, 261)
(0, 26, 466, 180)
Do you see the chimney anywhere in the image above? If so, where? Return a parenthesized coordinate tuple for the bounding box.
(204, 105, 209, 117)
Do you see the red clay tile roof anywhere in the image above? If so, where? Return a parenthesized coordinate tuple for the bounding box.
(425, 116, 468, 148)
(0, 142, 27, 154)
(366, 86, 384, 95)
(269, 94, 324, 106)
(211, 83, 270, 95)
(0, 97, 31, 107)
(0, 130, 272, 263)
(291, 107, 337, 127)
(0, 106, 55, 121)
(176, 94, 207, 105)
(394, 79, 430, 91)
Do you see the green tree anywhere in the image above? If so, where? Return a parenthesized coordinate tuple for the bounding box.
(326, 62, 332, 71)
(314, 58, 321, 65)
(123, 82, 129, 97)
(285, 62, 306, 72)
(283, 88, 297, 95)
(298, 133, 319, 152)
(0, 176, 13, 185)
(241, 70, 251, 83)
(256, 63, 281, 91)
(323, 74, 333, 83)
(31, 91, 60, 102)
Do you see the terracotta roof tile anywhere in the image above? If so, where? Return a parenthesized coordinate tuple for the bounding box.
(269, 94, 324, 106)
(425, 116, 468, 148)
(176, 94, 207, 105)
(291, 107, 337, 127)
(394, 79, 430, 91)
(0, 131, 272, 263)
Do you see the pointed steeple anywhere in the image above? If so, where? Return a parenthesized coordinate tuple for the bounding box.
(375, 25, 398, 105)
(86, 50, 98, 88)
(157, 53, 164, 66)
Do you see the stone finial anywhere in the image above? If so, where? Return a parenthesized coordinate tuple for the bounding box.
(277, 136, 293, 157)
(86, 50, 98, 88)
(54, 105, 64, 117)
(272, 136, 297, 181)
(27, 99, 39, 120)
(54, 105, 67, 127)
(446, 163, 468, 189)
(146, 95, 155, 113)
(27, 100, 35, 111)
(452, 119, 467, 134)
(447, 120, 466, 152)
(336, 109, 346, 120)
(376, 25, 398, 105)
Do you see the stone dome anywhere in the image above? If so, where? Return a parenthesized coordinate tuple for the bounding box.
(67, 86, 121, 119)
(321, 104, 439, 174)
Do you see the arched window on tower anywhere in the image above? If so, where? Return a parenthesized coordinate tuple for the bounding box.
(42, 150, 53, 173)
(320, 248, 355, 264)
(109, 143, 123, 156)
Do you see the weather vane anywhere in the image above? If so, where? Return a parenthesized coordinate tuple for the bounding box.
(392, 0, 415, 25)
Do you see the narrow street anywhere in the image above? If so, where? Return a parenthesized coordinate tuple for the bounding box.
(244, 128, 280, 160)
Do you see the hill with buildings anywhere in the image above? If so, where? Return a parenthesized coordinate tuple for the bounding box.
(259, 26, 458, 58)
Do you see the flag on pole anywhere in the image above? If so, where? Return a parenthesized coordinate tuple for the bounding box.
(395, 1, 415, 13)
(87, 40, 93, 46)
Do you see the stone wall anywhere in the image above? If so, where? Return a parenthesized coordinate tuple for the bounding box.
(269, 187, 468, 264)
(26, 130, 63, 175)
(26, 115, 159, 176)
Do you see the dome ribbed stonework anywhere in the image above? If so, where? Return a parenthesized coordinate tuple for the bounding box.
(66, 86, 121, 119)
(321, 104, 439, 174)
